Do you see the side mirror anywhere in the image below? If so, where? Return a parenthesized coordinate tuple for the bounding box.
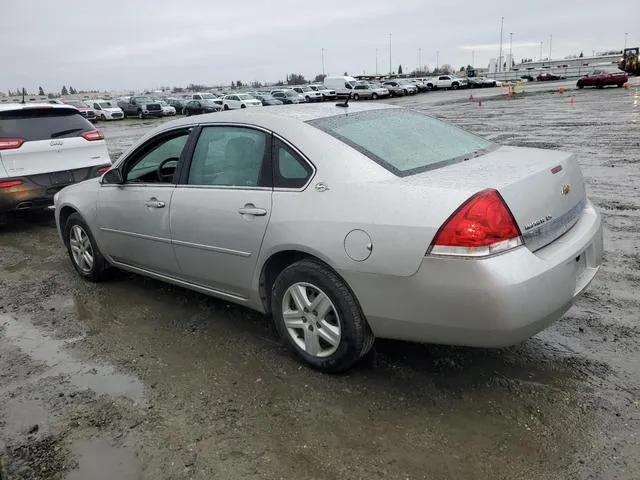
(101, 169, 124, 185)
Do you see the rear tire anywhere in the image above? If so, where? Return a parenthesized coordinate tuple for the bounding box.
(137, 110, 143, 119)
(272, 259, 375, 373)
(451, 83, 459, 90)
(241, 104, 246, 108)
(64, 213, 110, 282)
(353, 93, 360, 100)
(223, 104, 229, 110)
(577, 81, 584, 89)
(617, 83, 624, 88)
(372, 93, 378, 100)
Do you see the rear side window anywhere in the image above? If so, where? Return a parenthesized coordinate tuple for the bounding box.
(308, 109, 493, 177)
(273, 138, 312, 189)
(0, 108, 94, 141)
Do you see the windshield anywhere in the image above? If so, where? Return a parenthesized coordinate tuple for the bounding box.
(134, 97, 153, 103)
(283, 90, 298, 97)
(98, 101, 114, 108)
(308, 109, 493, 177)
(237, 94, 252, 100)
(200, 93, 215, 99)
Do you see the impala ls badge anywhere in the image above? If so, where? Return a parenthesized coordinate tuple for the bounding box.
(524, 215, 553, 231)
(561, 184, 571, 195)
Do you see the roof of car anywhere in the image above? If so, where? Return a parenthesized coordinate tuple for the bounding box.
(165, 102, 398, 129)
(0, 102, 79, 112)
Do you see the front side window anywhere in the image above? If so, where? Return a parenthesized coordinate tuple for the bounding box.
(188, 127, 268, 187)
(126, 132, 189, 183)
(309, 110, 493, 177)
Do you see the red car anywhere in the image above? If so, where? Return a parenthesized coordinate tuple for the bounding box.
(577, 69, 628, 89)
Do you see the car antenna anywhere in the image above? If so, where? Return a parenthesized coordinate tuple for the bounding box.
(21, 87, 26, 105)
(336, 92, 351, 108)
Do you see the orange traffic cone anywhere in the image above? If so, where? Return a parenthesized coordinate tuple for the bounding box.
(559, 87, 566, 94)
(507, 85, 513, 97)
(569, 95, 575, 104)
(623, 82, 631, 89)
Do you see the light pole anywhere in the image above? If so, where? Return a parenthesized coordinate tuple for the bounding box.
(321, 48, 325, 76)
(471, 50, 475, 67)
(548, 34, 553, 62)
(509, 33, 513, 70)
(540, 41, 543, 61)
(419, 48, 422, 73)
(389, 33, 392, 74)
(498, 16, 504, 72)
(436, 50, 439, 72)
(375, 48, 378, 75)
(624, 32, 629, 50)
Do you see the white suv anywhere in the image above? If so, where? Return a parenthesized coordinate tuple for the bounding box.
(290, 86, 323, 102)
(0, 103, 111, 215)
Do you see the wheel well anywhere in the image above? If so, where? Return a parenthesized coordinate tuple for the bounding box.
(259, 250, 324, 313)
(58, 206, 78, 242)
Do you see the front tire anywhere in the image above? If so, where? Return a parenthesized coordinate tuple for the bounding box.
(372, 93, 378, 100)
(353, 93, 360, 100)
(223, 104, 229, 110)
(64, 213, 109, 282)
(451, 83, 459, 90)
(137, 110, 143, 119)
(272, 259, 375, 373)
(577, 81, 584, 89)
(241, 104, 246, 108)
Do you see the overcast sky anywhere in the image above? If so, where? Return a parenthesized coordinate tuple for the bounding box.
(1, 0, 636, 93)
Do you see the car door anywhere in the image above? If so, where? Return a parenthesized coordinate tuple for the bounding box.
(97, 128, 193, 276)
(170, 125, 272, 299)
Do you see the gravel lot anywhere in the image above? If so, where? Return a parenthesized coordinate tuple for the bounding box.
(1, 82, 639, 480)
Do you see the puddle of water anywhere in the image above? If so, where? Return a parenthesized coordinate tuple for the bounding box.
(0, 314, 145, 404)
(66, 437, 142, 480)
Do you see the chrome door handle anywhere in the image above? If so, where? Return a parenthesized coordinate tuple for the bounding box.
(238, 204, 267, 216)
(145, 198, 165, 208)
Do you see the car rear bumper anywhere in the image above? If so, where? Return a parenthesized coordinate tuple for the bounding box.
(342, 199, 603, 347)
(0, 165, 109, 213)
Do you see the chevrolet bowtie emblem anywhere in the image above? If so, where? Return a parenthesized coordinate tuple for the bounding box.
(561, 184, 571, 195)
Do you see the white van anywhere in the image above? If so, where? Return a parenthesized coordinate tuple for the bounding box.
(323, 76, 358, 98)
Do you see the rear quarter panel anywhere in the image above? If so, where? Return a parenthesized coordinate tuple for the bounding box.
(255, 123, 473, 280)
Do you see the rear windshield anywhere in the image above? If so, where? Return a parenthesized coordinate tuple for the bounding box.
(308, 109, 493, 176)
(0, 108, 95, 141)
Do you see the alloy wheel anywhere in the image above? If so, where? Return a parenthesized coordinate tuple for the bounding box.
(282, 282, 341, 358)
(69, 225, 94, 273)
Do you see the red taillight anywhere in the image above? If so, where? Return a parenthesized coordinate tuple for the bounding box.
(0, 179, 23, 189)
(97, 166, 111, 174)
(0, 138, 25, 150)
(429, 189, 523, 257)
(81, 129, 104, 141)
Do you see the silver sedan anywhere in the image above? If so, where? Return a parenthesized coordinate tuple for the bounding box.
(54, 103, 603, 372)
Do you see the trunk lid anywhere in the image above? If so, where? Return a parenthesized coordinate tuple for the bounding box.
(411, 145, 587, 252)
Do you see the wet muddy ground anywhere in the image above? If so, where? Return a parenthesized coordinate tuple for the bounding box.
(1, 82, 639, 479)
